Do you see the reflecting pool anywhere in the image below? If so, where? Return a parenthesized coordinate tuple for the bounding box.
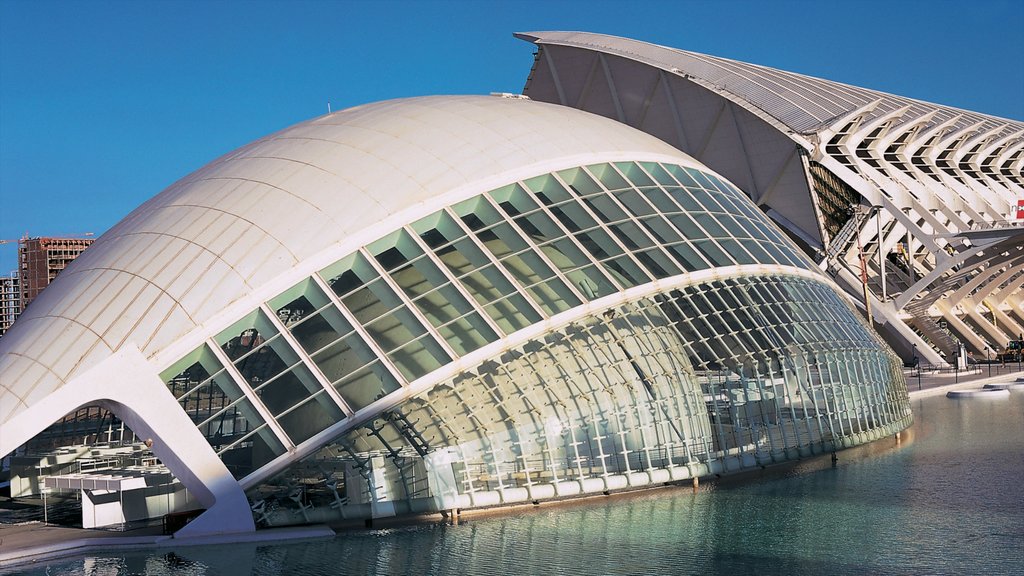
(7, 390, 1022, 575)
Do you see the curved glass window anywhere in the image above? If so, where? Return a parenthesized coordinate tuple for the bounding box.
(166, 160, 821, 481)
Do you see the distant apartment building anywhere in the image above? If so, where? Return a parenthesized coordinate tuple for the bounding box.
(0, 271, 19, 336)
(18, 236, 94, 310)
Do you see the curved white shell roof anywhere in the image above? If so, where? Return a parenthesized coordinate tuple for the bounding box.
(0, 95, 697, 422)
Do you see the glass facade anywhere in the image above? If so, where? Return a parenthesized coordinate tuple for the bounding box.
(157, 160, 911, 521)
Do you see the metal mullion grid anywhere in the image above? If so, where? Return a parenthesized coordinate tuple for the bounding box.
(830, 348, 856, 435)
(172, 371, 218, 404)
(207, 338, 293, 449)
(863, 351, 888, 431)
(442, 207, 547, 321)
(646, 171, 722, 255)
(851, 350, 878, 432)
(844, 349, 868, 435)
(309, 273, 407, 388)
(478, 192, 589, 305)
(359, 246, 460, 361)
(554, 170, 655, 285)
(872, 352, 897, 425)
(223, 330, 288, 370)
(516, 181, 620, 292)
(620, 305, 676, 467)
(646, 299, 704, 464)
(260, 302, 354, 417)
(402, 224, 505, 338)
(817, 348, 847, 440)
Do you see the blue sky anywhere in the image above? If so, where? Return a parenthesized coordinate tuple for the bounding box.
(2, 0, 1022, 272)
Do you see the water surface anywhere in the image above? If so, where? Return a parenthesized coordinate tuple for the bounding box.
(7, 390, 1022, 575)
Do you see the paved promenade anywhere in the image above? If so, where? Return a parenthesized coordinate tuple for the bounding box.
(904, 365, 1024, 398)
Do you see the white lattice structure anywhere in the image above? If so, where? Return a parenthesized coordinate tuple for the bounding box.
(517, 31, 1024, 365)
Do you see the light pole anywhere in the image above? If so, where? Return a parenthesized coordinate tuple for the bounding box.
(912, 343, 921, 390)
(986, 346, 991, 378)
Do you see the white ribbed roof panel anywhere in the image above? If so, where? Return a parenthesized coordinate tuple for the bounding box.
(517, 31, 1023, 137)
(0, 95, 694, 421)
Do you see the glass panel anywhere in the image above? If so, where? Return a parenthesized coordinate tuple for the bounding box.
(614, 161, 656, 186)
(693, 213, 728, 238)
(162, 345, 285, 479)
(614, 188, 658, 217)
(369, 229, 421, 272)
(583, 194, 630, 224)
(364, 307, 430, 353)
(289, 306, 354, 356)
(491, 183, 541, 217)
(343, 277, 404, 326)
(334, 362, 401, 411)
(439, 313, 499, 356)
(390, 334, 451, 380)
(639, 216, 683, 244)
(277, 391, 345, 445)
(609, 221, 659, 251)
(527, 280, 580, 316)
(667, 213, 706, 241)
(605, 257, 649, 287)
(639, 162, 677, 186)
(320, 252, 375, 299)
(254, 365, 328, 417)
(664, 186, 704, 212)
(664, 164, 701, 188)
(484, 293, 542, 333)
(410, 210, 460, 248)
(523, 173, 574, 205)
(685, 167, 719, 190)
(575, 228, 626, 260)
(587, 163, 630, 190)
(667, 242, 710, 271)
(557, 166, 603, 195)
(477, 223, 531, 258)
(269, 278, 331, 328)
(216, 309, 280, 361)
(694, 239, 733, 266)
(217, 421, 284, 479)
(717, 238, 756, 265)
(547, 199, 599, 233)
(311, 332, 378, 384)
(453, 196, 503, 230)
(539, 238, 616, 299)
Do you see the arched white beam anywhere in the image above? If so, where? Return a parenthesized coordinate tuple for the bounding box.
(930, 122, 1008, 209)
(895, 235, 1023, 310)
(954, 126, 1017, 202)
(969, 260, 1024, 342)
(0, 346, 255, 536)
(977, 129, 1024, 195)
(940, 253, 1024, 348)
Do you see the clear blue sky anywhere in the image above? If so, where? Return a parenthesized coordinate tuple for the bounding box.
(2, 0, 1022, 272)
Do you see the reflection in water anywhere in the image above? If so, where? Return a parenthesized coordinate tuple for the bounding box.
(7, 392, 1022, 575)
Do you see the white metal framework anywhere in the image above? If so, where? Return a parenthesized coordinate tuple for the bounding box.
(516, 31, 1024, 366)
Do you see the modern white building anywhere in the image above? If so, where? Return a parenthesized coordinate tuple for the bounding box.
(0, 94, 912, 535)
(516, 31, 1024, 366)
